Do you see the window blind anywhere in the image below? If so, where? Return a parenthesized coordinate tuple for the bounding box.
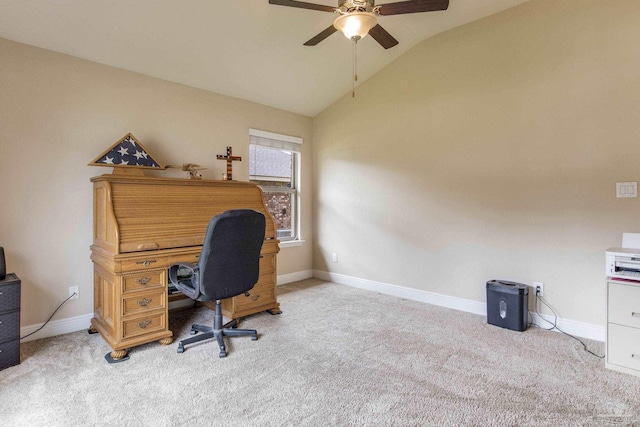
(249, 128, 302, 153)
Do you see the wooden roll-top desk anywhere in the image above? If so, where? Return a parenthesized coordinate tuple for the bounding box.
(89, 174, 280, 361)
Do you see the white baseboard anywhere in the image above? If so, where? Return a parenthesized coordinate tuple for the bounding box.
(20, 313, 93, 343)
(313, 270, 605, 342)
(21, 269, 604, 344)
(278, 270, 313, 285)
(314, 270, 486, 315)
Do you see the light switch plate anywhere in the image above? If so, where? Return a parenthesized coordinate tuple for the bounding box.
(616, 182, 637, 198)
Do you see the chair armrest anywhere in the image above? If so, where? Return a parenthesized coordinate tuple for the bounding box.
(169, 263, 200, 300)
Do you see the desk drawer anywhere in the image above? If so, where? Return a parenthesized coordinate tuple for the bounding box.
(0, 310, 20, 343)
(122, 312, 166, 340)
(169, 252, 200, 266)
(0, 282, 20, 312)
(234, 276, 275, 310)
(122, 270, 165, 293)
(121, 256, 169, 273)
(608, 281, 640, 328)
(122, 291, 166, 316)
(0, 338, 20, 370)
(607, 323, 640, 373)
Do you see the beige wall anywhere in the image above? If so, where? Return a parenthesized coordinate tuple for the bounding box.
(0, 38, 313, 327)
(312, 0, 640, 326)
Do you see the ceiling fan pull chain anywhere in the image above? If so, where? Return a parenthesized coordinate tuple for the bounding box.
(352, 36, 359, 98)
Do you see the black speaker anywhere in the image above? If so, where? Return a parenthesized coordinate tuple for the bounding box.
(0, 246, 5, 280)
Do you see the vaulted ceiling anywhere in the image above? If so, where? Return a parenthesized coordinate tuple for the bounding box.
(0, 0, 529, 116)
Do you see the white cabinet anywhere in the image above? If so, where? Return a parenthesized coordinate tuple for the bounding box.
(606, 279, 640, 377)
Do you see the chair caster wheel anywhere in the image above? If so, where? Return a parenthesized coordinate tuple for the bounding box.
(219, 351, 227, 358)
(189, 330, 197, 335)
(177, 344, 184, 353)
(251, 335, 258, 341)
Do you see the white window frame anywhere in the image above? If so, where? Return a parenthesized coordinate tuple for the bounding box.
(249, 129, 302, 243)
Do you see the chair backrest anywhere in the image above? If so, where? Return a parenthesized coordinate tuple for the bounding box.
(197, 209, 266, 301)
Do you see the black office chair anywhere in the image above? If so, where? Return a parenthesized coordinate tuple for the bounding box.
(169, 209, 266, 358)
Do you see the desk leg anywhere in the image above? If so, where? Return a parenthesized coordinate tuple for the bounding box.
(159, 337, 173, 345)
(111, 349, 128, 359)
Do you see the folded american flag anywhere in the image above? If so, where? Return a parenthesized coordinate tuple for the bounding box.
(89, 133, 163, 169)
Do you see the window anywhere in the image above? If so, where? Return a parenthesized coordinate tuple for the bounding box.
(249, 129, 302, 241)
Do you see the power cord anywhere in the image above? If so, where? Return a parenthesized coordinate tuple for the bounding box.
(531, 293, 604, 359)
(20, 292, 77, 340)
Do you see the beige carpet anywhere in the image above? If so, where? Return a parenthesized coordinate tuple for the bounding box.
(1, 279, 639, 426)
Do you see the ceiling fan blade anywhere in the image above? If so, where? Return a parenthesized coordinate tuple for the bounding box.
(378, 0, 449, 16)
(304, 25, 338, 46)
(268, 0, 336, 13)
(368, 24, 399, 49)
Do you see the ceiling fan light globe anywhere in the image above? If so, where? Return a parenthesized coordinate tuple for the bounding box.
(333, 12, 377, 40)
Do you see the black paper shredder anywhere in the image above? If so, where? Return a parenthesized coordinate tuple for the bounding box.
(486, 280, 529, 332)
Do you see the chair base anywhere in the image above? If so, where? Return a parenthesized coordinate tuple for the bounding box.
(177, 300, 257, 357)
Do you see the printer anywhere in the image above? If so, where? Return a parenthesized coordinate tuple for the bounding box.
(607, 233, 640, 281)
(606, 248, 640, 281)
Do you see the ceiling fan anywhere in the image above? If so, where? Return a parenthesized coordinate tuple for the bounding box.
(268, 0, 450, 49)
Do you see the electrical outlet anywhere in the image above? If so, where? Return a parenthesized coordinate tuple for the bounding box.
(534, 281, 544, 297)
(331, 252, 338, 263)
(69, 286, 79, 300)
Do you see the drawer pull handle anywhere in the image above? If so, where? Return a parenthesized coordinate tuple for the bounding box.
(137, 243, 159, 250)
(136, 260, 157, 267)
(632, 312, 640, 318)
(632, 354, 640, 360)
(136, 277, 151, 285)
(137, 298, 152, 307)
(251, 294, 260, 301)
(137, 320, 152, 329)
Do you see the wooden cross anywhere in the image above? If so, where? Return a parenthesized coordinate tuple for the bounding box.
(216, 146, 242, 180)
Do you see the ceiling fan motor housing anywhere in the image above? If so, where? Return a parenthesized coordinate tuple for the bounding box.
(338, 0, 378, 14)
